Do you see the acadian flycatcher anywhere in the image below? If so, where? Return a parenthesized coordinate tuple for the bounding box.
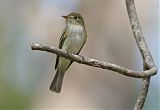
(50, 12, 87, 93)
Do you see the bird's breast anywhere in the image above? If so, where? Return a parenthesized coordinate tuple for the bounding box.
(62, 25, 86, 54)
(69, 25, 84, 32)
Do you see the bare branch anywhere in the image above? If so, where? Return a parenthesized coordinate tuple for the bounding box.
(135, 78, 150, 110)
(31, 43, 157, 78)
(134, 64, 150, 110)
(125, 0, 156, 69)
(125, 0, 157, 109)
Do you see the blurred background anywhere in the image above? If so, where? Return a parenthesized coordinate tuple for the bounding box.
(0, 0, 159, 110)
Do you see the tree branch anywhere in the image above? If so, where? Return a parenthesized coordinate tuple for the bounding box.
(31, 43, 156, 79)
(125, 0, 157, 109)
(133, 64, 150, 110)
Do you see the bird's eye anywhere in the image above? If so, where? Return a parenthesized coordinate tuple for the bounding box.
(74, 16, 78, 19)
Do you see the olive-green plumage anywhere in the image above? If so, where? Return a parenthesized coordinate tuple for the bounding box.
(50, 12, 87, 93)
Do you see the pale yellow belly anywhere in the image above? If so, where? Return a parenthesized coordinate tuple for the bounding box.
(58, 34, 86, 71)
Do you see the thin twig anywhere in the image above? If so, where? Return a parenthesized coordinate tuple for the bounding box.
(125, 0, 157, 109)
(31, 43, 157, 78)
(134, 64, 150, 110)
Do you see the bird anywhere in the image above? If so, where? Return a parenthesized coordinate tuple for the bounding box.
(50, 12, 87, 93)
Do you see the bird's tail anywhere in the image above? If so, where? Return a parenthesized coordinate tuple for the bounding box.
(50, 69, 65, 93)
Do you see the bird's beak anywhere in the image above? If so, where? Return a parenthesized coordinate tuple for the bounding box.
(62, 15, 67, 19)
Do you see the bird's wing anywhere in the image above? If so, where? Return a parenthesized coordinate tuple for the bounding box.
(55, 26, 67, 69)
